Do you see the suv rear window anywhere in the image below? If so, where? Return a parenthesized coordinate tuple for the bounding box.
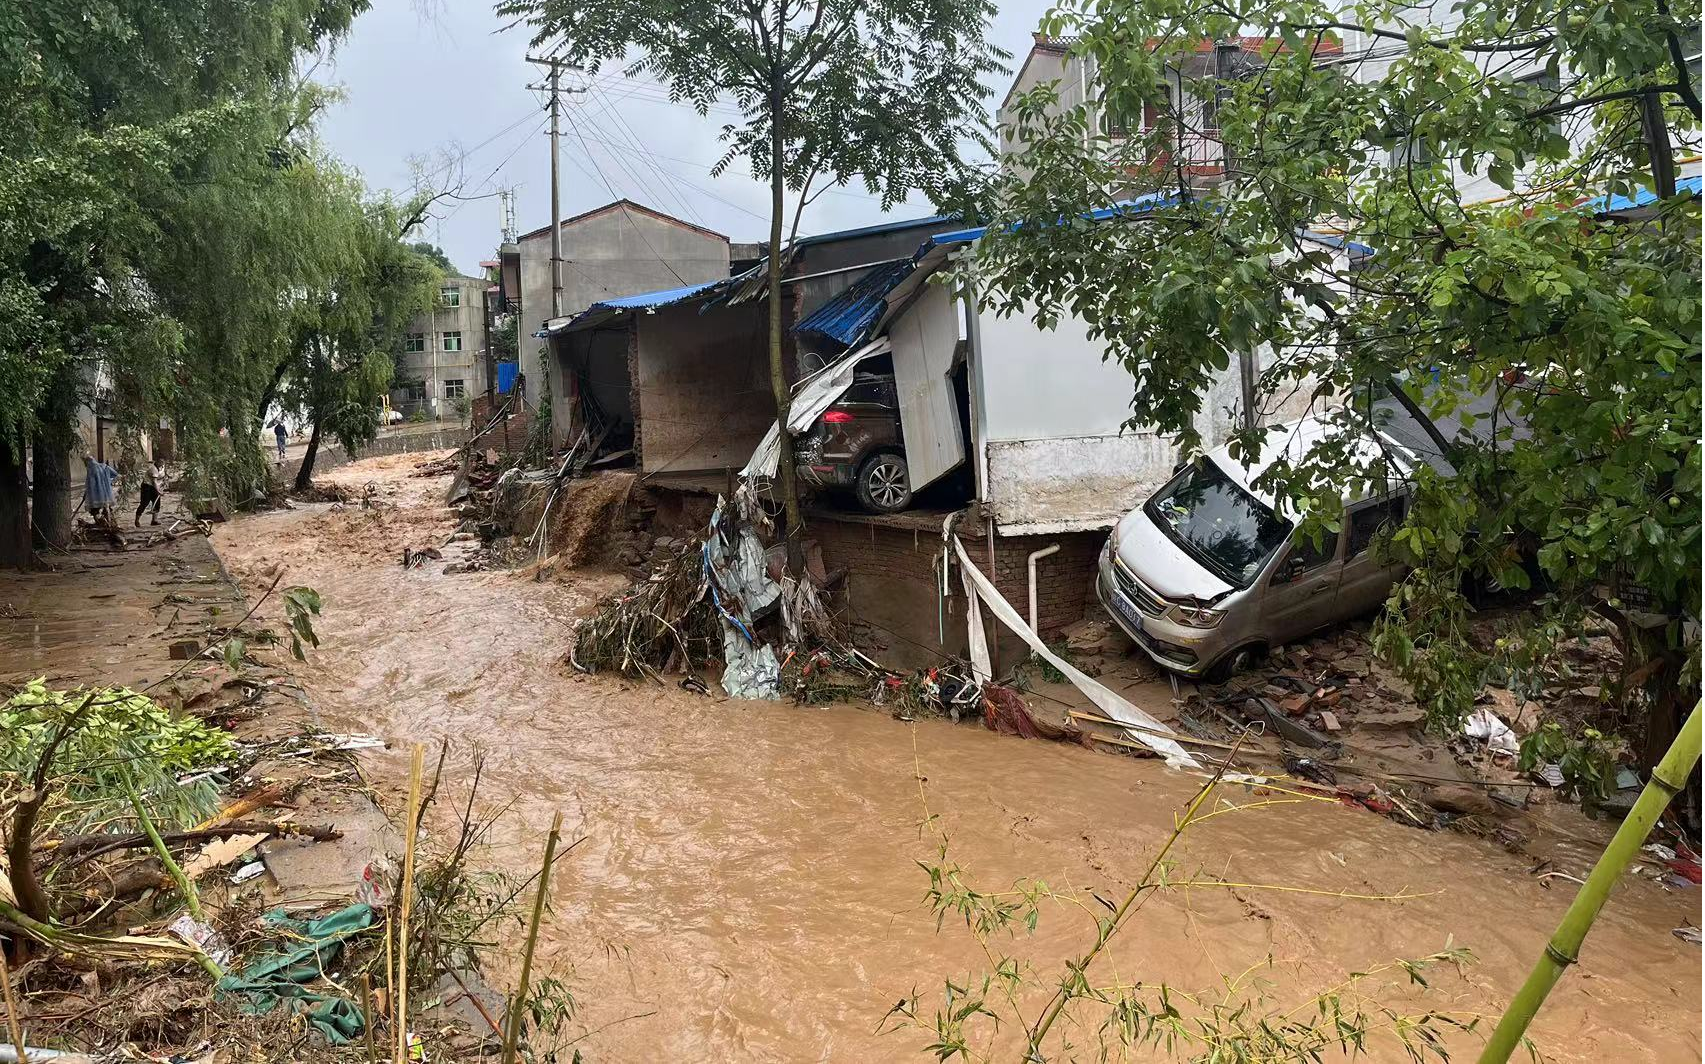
(841, 375, 895, 405)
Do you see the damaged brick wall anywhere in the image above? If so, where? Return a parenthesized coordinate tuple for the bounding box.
(809, 513, 1103, 665)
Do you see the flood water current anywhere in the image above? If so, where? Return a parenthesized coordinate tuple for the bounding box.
(212, 451, 1700, 1062)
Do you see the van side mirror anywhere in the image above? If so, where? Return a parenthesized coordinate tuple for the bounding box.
(1275, 554, 1305, 584)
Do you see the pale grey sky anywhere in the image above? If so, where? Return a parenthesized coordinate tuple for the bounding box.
(312, 0, 1049, 276)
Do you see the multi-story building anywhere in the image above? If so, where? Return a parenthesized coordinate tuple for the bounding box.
(997, 35, 1323, 188)
(1000, 21, 1696, 205)
(392, 273, 489, 422)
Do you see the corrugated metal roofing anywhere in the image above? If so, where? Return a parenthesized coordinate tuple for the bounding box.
(793, 213, 958, 248)
(792, 260, 915, 346)
(922, 190, 1184, 249)
(591, 278, 726, 311)
(547, 277, 731, 335)
(1582, 174, 1701, 214)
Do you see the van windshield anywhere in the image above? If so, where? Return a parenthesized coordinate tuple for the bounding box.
(1145, 458, 1291, 589)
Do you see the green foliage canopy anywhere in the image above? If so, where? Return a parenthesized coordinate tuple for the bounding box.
(974, 0, 1701, 736)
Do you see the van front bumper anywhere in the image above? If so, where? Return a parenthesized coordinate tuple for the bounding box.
(1095, 554, 1225, 677)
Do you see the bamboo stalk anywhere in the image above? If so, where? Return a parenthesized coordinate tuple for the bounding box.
(120, 769, 223, 981)
(394, 745, 424, 1064)
(0, 949, 26, 1064)
(1478, 702, 1701, 1064)
(382, 912, 394, 1049)
(121, 768, 202, 922)
(361, 973, 377, 1064)
(1025, 730, 1251, 1054)
(502, 811, 564, 1064)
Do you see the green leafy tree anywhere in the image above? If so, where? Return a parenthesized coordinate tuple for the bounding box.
(974, 0, 1699, 758)
(0, 0, 369, 562)
(495, 0, 1008, 560)
(409, 241, 458, 273)
(277, 173, 442, 491)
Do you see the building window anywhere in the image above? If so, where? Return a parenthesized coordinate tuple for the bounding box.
(442, 331, 462, 352)
(404, 333, 425, 353)
(402, 381, 427, 403)
(444, 379, 466, 399)
(1516, 70, 1563, 138)
(440, 286, 460, 307)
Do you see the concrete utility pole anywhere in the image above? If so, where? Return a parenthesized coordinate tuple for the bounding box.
(548, 61, 564, 320)
(524, 55, 581, 418)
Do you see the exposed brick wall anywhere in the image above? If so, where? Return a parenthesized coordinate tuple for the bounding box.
(809, 512, 1104, 668)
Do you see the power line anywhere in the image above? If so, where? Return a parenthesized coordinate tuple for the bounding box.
(568, 95, 685, 222)
(407, 107, 544, 187)
(437, 115, 549, 229)
(562, 110, 690, 286)
(581, 81, 707, 225)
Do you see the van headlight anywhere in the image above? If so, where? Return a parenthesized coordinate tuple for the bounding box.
(1168, 603, 1225, 629)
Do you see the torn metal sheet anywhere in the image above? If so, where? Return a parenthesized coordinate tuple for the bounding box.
(741, 337, 893, 479)
(721, 626, 781, 700)
(951, 535, 1198, 769)
(887, 282, 965, 491)
(706, 497, 782, 699)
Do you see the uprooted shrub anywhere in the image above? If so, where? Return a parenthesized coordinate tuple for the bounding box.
(569, 542, 721, 678)
(3, 680, 235, 923)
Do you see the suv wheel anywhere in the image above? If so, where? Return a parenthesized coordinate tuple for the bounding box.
(856, 451, 912, 513)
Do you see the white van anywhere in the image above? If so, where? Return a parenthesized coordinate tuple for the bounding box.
(1096, 387, 1513, 681)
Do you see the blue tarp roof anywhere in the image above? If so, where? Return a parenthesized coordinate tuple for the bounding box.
(924, 190, 1186, 248)
(588, 278, 726, 311)
(1582, 174, 1701, 214)
(546, 277, 731, 335)
(793, 260, 915, 346)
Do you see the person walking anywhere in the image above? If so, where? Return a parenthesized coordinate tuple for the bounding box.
(82, 454, 117, 527)
(271, 420, 289, 462)
(135, 457, 165, 526)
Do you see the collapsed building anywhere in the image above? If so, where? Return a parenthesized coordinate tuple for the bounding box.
(530, 202, 1356, 668)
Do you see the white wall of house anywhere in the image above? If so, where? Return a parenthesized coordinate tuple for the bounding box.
(1330, 6, 1699, 203)
(969, 299, 1245, 535)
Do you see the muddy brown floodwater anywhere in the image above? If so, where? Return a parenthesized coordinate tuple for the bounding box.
(212, 452, 1701, 1063)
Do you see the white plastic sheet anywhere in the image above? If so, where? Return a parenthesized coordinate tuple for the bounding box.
(951, 535, 1198, 769)
(741, 337, 892, 479)
(1463, 706, 1519, 757)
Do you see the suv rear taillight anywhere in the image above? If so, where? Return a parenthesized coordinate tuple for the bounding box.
(822, 410, 854, 423)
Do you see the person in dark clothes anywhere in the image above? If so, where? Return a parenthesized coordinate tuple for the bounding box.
(272, 420, 288, 461)
(136, 458, 165, 526)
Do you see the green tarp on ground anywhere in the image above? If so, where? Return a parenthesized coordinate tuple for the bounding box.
(216, 902, 374, 1043)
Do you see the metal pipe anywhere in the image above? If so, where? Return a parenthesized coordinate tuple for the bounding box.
(1027, 543, 1062, 634)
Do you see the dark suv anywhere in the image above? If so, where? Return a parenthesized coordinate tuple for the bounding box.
(796, 372, 910, 513)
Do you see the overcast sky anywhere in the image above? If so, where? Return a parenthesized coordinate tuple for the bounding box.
(312, 0, 1050, 276)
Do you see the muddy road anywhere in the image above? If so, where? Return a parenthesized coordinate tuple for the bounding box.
(213, 452, 1700, 1062)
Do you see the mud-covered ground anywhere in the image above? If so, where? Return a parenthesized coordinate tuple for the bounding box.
(209, 451, 1702, 1063)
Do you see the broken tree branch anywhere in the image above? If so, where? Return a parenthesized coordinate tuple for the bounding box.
(7, 691, 100, 927)
(51, 820, 341, 869)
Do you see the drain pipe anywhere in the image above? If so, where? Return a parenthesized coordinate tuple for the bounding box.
(1027, 543, 1062, 635)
